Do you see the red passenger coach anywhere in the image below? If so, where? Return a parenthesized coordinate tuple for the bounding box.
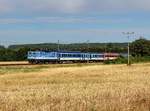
(104, 53, 120, 60)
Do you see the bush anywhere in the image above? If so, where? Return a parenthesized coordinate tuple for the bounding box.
(104, 57, 127, 64)
(104, 56, 150, 65)
(131, 56, 150, 63)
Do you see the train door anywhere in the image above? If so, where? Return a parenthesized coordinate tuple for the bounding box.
(82, 54, 85, 61)
(57, 52, 60, 62)
(90, 54, 91, 59)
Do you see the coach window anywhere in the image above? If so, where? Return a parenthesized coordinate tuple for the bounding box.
(29, 52, 32, 55)
(59, 54, 61, 57)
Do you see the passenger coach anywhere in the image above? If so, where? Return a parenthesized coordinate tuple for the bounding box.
(27, 51, 119, 64)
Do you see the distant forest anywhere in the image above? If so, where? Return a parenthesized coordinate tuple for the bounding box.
(0, 38, 149, 61)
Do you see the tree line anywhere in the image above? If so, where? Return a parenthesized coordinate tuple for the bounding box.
(0, 38, 149, 61)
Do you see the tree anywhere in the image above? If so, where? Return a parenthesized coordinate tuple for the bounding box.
(15, 47, 31, 61)
(131, 38, 150, 57)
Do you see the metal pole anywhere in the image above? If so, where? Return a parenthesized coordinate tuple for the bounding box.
(57, 40, 60, 52)
(128, 37, 130, 65)
(87, 40, 90, 52)
(122, 32, 134, 66)
(104, 43, 107, 61)
(87, 40, 90, 63)
(57, 40, 60, 63)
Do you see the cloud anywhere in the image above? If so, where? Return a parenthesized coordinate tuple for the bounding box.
(13, 0, 87, 15)
(0, 0, 150, 16)
(0, 0, 150, 46)
(0, 0, 14, 14)
(0, 28, 149, 46)
(0, 17, 132, 24)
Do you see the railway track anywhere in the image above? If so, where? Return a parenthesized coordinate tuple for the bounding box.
(0, 63, 34, 66)
(0, 61, 37, 66)
(0, 61, 104, 66)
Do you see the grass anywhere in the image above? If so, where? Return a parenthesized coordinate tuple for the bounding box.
(0, 63, 150, 111)
(0, 65, 50, 74)
(0, 63, 103, 74)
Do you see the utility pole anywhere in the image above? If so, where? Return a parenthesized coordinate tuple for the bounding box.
(87, 40, 90, 52)
(57, 40, 60, 63)
(57, 40, 60, 52)
(87, 40, 90, 63)
(122, 32, 134, 65)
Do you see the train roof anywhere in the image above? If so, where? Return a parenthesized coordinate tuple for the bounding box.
(28, 50, 108, 54)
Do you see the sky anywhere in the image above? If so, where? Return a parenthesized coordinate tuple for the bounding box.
(0, 0, 150, 46)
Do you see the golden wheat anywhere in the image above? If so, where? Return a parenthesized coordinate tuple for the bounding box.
(0, 63, 150, 111)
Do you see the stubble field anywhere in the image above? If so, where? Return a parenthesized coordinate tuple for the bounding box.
(0, 63, 150, 111)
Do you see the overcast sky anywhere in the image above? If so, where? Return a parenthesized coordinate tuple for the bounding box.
(0, 0, 150, 46)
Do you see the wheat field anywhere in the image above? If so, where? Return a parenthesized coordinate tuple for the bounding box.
(0, 63, 150, 111)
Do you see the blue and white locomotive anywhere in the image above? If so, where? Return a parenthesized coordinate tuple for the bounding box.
(27, 51, 119, 64)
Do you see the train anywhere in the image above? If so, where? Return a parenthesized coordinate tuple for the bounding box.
(27, 51, 120, 64)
